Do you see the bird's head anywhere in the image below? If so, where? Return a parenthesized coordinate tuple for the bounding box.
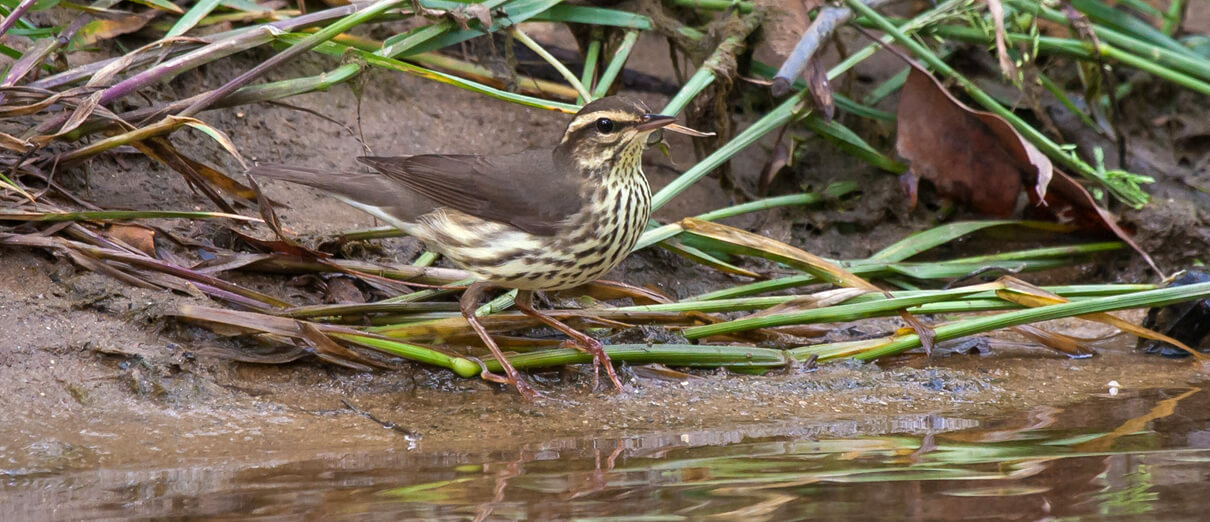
(555, 96, 676, 173)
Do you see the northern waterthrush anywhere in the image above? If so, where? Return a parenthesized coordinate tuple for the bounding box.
(250, 96, 699, 399)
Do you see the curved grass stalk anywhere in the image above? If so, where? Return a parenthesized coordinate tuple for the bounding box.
(637, 182, 858, 250)
(791, 281, 1210, 362)
(591, 30, 639, 99)
(512, 27, 592, 101)
(482, 344, 789, 372)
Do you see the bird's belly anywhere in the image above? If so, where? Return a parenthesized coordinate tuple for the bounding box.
(416, 209, 644, 291)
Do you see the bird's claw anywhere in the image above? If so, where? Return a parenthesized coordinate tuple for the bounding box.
(565, 337, 623, 393)
(471, 356, 543, 400)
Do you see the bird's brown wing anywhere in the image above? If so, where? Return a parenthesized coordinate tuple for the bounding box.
(357, 150, 584, 236)
(247, 163, 439, 223)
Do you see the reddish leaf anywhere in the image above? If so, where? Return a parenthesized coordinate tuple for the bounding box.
(896, 63, 1157, 273)
(759, 126, 792, 195)
(1029, 171, 1160, 273)
(106, 224, 156, 257)
(897, 65, 1046, 216)
(804, 58, 834, 121)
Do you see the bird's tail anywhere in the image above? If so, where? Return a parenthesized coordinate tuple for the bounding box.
(246, 163, 336, 190)
(247, 163, 419, 234)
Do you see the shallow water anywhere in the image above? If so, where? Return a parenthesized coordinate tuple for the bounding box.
(5, 383, 1210, 520)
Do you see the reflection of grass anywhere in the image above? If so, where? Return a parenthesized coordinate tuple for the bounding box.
(380, 477, 476, 504)
(365, 388, 1203, 515)
(1095, 464, 1157, 517)
(373, 432, 1202, 510)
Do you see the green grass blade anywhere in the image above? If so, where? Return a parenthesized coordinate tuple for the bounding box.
(165, 0, 222, 38)
(799, 281, 1210, 361)
(591, 30, 639, 99)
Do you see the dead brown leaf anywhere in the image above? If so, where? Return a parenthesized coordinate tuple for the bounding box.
(1012, 324, 1097, 358)
(987, 0, 1018, 80)
(105, 224, 156, 257)
(70, 12, 157, 49)
(804, 57, 834, 120)
(324, 276, 366, 304)
(758, 133, 791, 195)
(1028, 172, 1159, 274)
(897, 65, 1040, 216)
(895, 63, 1157, 271)
(561, 280, 674, 306)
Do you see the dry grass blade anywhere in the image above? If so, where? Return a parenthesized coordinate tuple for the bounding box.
(676, 218, 945, 349)
(556, 280, 674, 305)
(297, 321, 386, 371)
(0, 233, 291, 309)
(371, 309, 714, 341)
(679, 218, 878, 291)
(996, 277, 1207, 360)
(1012, 324, 1097, 357)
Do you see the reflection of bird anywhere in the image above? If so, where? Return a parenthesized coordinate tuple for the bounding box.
(250, 96, 687, 399)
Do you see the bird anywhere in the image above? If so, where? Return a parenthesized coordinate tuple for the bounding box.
(249, 96, 701, 399)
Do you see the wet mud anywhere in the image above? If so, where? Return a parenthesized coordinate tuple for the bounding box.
(4, 21, 1210, 519)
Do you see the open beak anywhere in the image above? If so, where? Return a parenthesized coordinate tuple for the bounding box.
(664, 123, 716, 137)
(636, 113, 677, 132)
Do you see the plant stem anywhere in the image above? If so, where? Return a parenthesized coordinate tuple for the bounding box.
(591, 30, 639, 99)
(511, 27, 593, 101)
(578, 31, 602, 105)
(796, 281, 1210, 361)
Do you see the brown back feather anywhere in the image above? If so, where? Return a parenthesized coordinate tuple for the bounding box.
(247, 163, 439, 223)
(357, 150, 585, 236)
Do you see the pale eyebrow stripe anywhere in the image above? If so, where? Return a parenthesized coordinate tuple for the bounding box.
(564, 110, 641, 134)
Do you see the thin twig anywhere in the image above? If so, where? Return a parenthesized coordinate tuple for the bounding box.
(0, 0, 36, 40)
(511, 27, 593, 101)
(772, 0, 895, 96)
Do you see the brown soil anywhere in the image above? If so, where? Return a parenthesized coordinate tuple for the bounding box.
(3, 24, 1210, 480)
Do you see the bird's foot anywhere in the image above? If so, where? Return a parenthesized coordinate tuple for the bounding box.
(470, 357, 543, 401)
(563, 337, 623, 393)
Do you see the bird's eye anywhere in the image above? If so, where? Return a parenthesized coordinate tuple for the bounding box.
(595, 118, 615, 134)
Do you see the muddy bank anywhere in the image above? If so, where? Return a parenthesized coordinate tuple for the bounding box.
(1, 244, 1203, 475)
(4, 21, 1210, 489)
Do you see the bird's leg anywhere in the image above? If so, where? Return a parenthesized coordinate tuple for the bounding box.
(460, 282, 539, 400)
(515, 290, 624, 392)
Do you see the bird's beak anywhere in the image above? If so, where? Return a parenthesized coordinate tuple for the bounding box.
(664, 123, 716, 137)
(636, 113, 677, 132)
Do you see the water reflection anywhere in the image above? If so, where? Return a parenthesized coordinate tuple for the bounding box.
(5, 386, 1210, 520)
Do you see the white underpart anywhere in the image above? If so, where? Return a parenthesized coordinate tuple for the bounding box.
(334, 195, 419, 237)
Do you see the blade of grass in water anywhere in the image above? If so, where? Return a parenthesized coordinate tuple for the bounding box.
(483, 344, 788, 372)
(793, 281, 1210, 362)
